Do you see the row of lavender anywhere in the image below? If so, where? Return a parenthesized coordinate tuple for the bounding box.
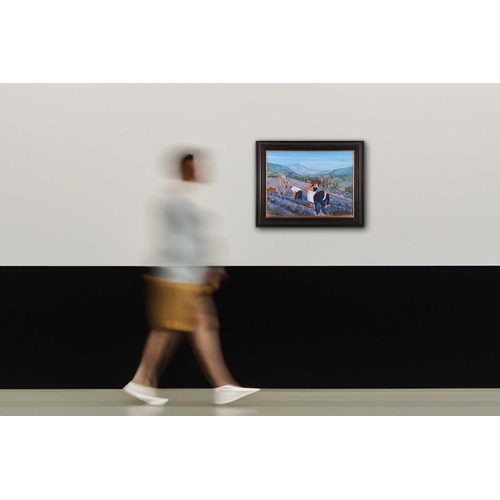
(267, 192, 353, 217)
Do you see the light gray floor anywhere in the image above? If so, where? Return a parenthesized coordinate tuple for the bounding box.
(1, 389, 500, 415)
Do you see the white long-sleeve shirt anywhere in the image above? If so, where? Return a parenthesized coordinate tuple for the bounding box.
(149, 181, 223, 284)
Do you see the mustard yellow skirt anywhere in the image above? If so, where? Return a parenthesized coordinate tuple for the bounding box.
(144, 275, 215, 332)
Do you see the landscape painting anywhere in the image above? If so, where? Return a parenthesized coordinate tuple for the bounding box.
(256, 141, 364, 227)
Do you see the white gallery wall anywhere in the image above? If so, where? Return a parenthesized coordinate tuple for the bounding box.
(0, 83, 499, 266)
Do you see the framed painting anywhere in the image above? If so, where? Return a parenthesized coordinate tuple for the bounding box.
(256, 141, 364, 227)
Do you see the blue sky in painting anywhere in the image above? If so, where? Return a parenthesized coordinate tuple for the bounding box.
(268, 151, 353, 173)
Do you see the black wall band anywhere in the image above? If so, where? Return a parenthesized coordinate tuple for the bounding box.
(0, 267, 497, 389)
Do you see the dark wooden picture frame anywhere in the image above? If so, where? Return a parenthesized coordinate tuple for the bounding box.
(256, 141, 364, 227)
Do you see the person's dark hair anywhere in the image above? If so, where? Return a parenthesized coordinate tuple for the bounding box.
(180, 153, 195, 181)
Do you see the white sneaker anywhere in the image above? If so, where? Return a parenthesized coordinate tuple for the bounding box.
(123, 382, 169, 406)
(213, 385, 260, 405)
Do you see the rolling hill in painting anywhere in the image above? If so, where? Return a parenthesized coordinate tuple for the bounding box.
(267, 162, 299, 178)
(268, 162, 353, 184)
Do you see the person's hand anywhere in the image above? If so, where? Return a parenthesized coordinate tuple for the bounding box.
(205, 269, 228, 290)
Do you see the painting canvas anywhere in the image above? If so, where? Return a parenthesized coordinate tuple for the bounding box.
(257, 141, 364, 227)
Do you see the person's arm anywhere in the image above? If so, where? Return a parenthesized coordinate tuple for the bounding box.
(205, 267, 228, 290)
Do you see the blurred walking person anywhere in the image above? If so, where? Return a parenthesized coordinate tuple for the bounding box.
(124, 152, 259, 405)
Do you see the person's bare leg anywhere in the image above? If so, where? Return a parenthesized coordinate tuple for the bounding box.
(132, 329, 183, 388)
(188, 297, 238, 388)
